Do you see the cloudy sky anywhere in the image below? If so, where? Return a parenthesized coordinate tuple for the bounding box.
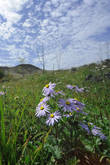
(0, 0, 110, 70)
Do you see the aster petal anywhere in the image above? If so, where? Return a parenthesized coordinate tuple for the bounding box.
(42, 82, 56, 97)
(35, 103, 50, 117)
(46, 111, 61, 126)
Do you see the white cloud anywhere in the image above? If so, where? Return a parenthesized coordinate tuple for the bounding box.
(0, 22, 15, 39)
(83, 0, 96, 6)
(26, 0, 110, 69)
(23, 21, 31, 27)
(0, 0, 28, 24)
(0, 0, 29, 40)
(0, 0, 110, 69)
(51, 0, 60, 8)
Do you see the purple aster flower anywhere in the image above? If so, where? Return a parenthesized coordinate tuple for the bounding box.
(64, 112, 73, 118)
(0, 91, 5, 96)
(35, 103, 50, 117)
(75, 86, 84, 93)
(67, 98, 85, 113)
(58, 98, 77, 112)
(99, 133, 107, 140)
(55, 90, 65, 96)
(80, 122, 107, 140)
(75, 106, 88, 115)
(73, 98, 85, 108)
(79, 122, 90, 134)
(46, 111, 61, 126)
(66, 85, 74, 90)
(91, 126, 107, 140)
(66, 84, 84, 93)
(38, 97, 50, 106)
(42, 82, 56, 97)
(91, 126, 101, 135)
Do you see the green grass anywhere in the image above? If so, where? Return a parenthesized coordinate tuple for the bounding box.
(0, 61, 110, 165)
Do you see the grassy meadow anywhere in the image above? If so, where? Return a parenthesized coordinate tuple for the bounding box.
(0, 61, 110, 165)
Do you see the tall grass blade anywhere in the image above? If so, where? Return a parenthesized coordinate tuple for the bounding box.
(32, 127, 52, 164)
(0, 97, 6, 145)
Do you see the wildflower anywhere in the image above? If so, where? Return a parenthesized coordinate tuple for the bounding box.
(75, 106, 88, 115)
(35, 103, 50, 117)
(40, 98, 44, 102)
(39, 97, 50, 105)
(42, 82, 56, 97)
(64, 112, 73, 118)
(55, 90, 65, 96)
(91, 126, 101, 135)
(74, 98, 78, 101)
(66, 84, 84, 93)
(79, 122, 90, 134)
(99, 133, 107, 140)
(66, 85, 74, 90)
(73, 98, 85, 109)
(80, 122, 106, 140)
(58, 98, 77, 112)
(0, 91, 5, 96)
(46, 111, 61, 126)
(91, 126, 107, 140)
(75, 86, 84, 93)
(38, 97, 50, 107)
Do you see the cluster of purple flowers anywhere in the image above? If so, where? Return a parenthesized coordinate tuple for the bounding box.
(35, 82, 106, 140)
(79, 122, 106, 140)
(36, 82, 61, 126)
(58, 98, 87, 115)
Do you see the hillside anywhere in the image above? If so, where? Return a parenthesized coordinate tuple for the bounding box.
(0, 64, 41, 80)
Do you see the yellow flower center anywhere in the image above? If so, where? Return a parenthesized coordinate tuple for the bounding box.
(55, 90, 59, 93)
(88, 122, 91, 126)
(40, 106, 44, 110)
(50, 114, 54, 118)
(76, 107, 80, 111)
(74, 98, 79, 101)
(40, 98, 44, 102)
(69, 112, 72, 116)
(66, 101, 70, 105)
(45, 84, 49, 88)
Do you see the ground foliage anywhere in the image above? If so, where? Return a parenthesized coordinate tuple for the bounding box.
(0, 60, 110, 165)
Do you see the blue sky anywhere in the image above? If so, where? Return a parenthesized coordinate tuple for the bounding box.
(0, 0, 110, 70)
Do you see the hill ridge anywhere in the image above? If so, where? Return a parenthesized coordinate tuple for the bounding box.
(0, 64, 41, 78)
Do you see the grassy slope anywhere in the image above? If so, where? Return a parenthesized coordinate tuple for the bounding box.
(0, 61, 110, 164)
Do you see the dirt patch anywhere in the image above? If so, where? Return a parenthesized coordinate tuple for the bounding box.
(56, 149, 110, 165)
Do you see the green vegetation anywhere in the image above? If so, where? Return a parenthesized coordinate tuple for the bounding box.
(0, 69, 4, 79)
(0, 61, 110, 165)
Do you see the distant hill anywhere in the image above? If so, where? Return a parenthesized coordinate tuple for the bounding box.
(0, 64, 41, 79)
(71, 59, 110, 71)
(0, 59, 110, 81)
